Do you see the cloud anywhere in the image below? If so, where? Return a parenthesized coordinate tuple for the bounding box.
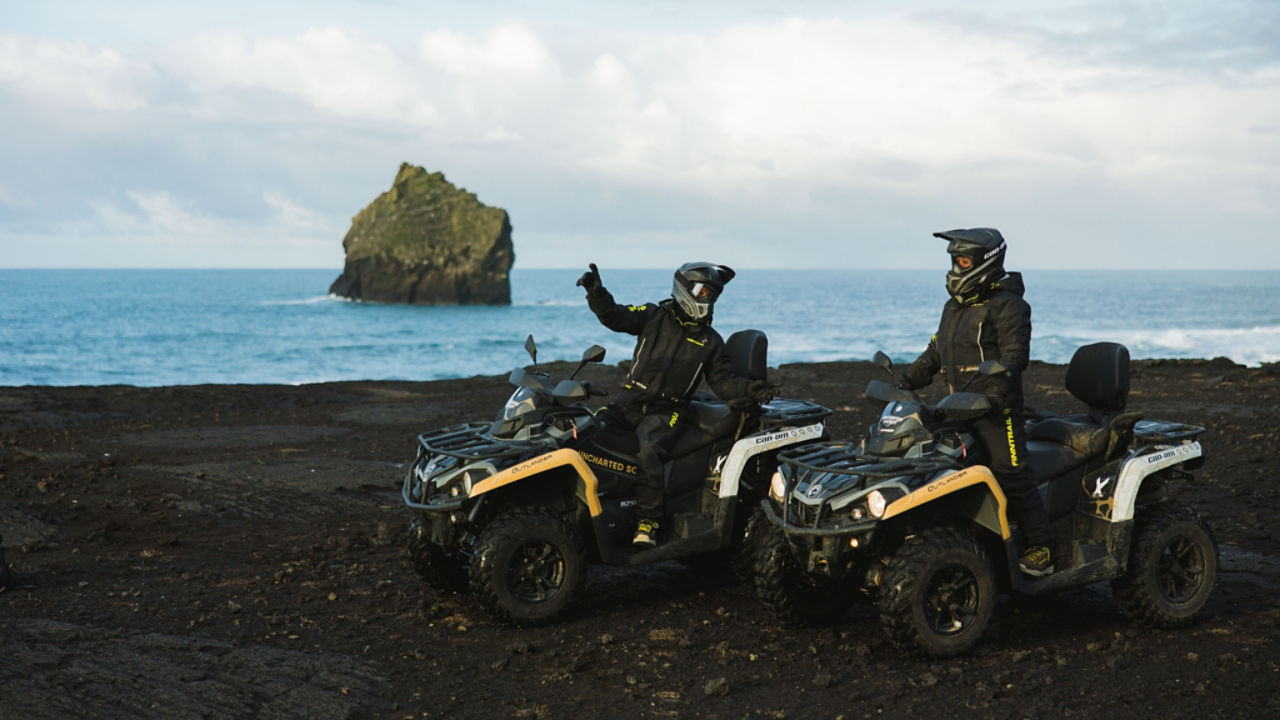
(263, 191, 329, 231)
(1, 6, 1278, 269)
(0, 32, 155, 111)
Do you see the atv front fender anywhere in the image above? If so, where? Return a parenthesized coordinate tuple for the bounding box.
(470, 448, 606, 517)
(881, 466, 1011, 540)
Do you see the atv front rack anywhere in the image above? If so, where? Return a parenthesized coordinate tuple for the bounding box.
(771, 441, 963, 533)
(777, 441, 962, 480)
(417, 421, 548, 464)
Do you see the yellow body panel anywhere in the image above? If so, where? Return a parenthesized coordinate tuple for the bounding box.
(881, 466, 1011, 539)
(468, 448, 604, 516)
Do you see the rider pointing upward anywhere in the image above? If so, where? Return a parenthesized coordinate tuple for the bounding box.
(578, 262, 774, 547)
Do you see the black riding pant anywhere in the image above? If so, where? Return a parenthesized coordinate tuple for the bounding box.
(610, 402, 683, 519)
(970, 407, 1054, 547)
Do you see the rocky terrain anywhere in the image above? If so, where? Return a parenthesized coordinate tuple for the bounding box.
(2, 358, 1278, 719)
(329, 163, 514, 305)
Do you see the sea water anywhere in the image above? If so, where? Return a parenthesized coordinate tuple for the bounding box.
(1, 269, 1277, 386)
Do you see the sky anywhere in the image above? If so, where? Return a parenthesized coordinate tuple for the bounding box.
(2, 1, 1279, 270)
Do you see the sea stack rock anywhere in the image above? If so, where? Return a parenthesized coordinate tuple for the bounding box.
(329, 163, 514, 304)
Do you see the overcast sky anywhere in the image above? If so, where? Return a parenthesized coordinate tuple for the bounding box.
(3, 1, 1278, 270)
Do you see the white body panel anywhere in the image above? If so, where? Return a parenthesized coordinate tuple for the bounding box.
(718, 422, 826, 498)
(1111, 441, 1203, 522)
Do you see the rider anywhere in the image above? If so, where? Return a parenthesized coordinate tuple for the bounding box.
(898, 228, 1055, 577)
(578, 262, 775, 547)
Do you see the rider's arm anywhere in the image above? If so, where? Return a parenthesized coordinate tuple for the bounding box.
(587, 287, 657, 336)
(704, 343, 750, 401)
(900, 334, 940, 390)
(993, 296, 1032, 375)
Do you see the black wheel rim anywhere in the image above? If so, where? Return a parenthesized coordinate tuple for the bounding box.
(923, 565, 981, 636)
(507, 538, 567, 604)
(1156, 534, 1206, 604)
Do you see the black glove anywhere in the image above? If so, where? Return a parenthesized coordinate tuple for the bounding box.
(746, 379, 779, 404)
(576, 263, 602, 294)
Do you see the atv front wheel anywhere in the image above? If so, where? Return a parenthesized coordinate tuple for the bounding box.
(730, 505, 769, 584)
(878, 527, 996, 657)
(471, 508, 585, 626)
(406, 521, 469, 593)
(1112, 503, 1217, 627)
(753, 524, 855, 626)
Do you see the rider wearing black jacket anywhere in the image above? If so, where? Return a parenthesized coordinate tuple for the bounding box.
(899, 228, 1055, 577)
(579, 262, 773, 547)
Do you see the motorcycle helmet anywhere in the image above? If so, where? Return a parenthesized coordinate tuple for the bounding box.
(672, 261, 735, 321)
(935, 228, 1007, 303)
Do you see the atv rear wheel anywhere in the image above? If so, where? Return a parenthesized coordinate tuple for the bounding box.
(406, 520, 469, 593)
(753, 524, 855, 626)
(1112, 502, 1217, 627)
(471, 508, 585, 626)
(878, 527, 996, 657)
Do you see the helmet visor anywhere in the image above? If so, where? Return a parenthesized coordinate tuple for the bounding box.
(690, 282, 718, 301)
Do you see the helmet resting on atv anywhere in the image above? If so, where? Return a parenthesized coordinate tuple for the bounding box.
(672, 262, 735, 321)
(935, 227, 1007, 304)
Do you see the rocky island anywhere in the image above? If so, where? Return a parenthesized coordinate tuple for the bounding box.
(328, 163, 514, 304)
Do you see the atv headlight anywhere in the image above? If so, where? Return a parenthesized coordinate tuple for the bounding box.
(867, 489, 889, 518)
(769, 470, 787, 503)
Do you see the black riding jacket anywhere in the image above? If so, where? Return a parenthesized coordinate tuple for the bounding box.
(900, 272, 1031, 408)
(587, 288, 748, 410)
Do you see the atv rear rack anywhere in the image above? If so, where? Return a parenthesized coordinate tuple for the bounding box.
(760, 398, 832, 428)
(1133, 419, 1205, 442)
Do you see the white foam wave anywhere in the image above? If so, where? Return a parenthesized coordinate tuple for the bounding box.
(260, 295, 340, 306)
(1043, 324, 1280, 366)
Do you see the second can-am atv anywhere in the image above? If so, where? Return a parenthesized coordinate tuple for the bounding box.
(404, 332, 831, 626)
(754, 341, 1217, 657)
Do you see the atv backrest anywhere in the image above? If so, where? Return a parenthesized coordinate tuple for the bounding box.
(726, 329, 768, 381)
(1065, 342, 1130, 416)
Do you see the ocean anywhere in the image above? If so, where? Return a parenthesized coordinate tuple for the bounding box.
(2, 269, 1277, 387)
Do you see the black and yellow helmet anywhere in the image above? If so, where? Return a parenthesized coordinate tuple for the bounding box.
(935, 228, 1007, 303)
(672, 261, 735, 320)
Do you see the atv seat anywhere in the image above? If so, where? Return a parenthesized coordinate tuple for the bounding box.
(686, 400, 742, 438)
(1026, 342, 1133, 517)
(725, 329, 768, 382)
(1026, 441, 1091, 519)
(1027, 342, 1130, 461)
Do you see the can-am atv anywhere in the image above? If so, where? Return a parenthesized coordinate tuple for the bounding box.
(754, 341, 1216, 657)
(404, 332, 831, 626)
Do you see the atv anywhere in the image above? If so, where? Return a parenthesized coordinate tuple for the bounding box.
(754, 341, 1217, 657)
(403, 332, 831, 626)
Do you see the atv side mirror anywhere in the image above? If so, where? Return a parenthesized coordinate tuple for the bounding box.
(524, 335, 538, 368)
(570, 344, 607, 380)
(872, 351, 902, 384)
